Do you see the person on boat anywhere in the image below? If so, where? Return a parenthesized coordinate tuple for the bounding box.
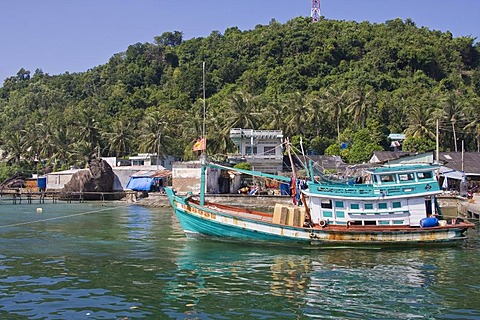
(249, 185, 259, 195)
(238, 186, 250, 194)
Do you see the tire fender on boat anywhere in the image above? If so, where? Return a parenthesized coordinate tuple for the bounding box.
(319, 220, 328, 228)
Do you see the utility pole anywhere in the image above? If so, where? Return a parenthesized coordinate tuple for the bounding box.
(436, 119, 440, 164)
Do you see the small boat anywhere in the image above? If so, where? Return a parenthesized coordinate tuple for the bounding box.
(165, 156, 475, 247)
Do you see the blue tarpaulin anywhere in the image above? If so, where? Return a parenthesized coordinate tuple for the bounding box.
(126, 177, 155, 191)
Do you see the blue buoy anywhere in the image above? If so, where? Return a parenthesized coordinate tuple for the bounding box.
(420, 217, 439, 228)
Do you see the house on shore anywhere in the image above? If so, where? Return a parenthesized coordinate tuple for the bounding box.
(171, 129, 285, 195)
(228, 128, 284, 174)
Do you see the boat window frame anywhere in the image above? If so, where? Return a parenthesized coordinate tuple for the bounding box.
(398, 172, 415, 182)
(417, 171, 433, 180)
(321, 200, 333, 209)
(378, 202, 388, 209)
(379, 174, 396, 184)
(323, 211, 333, 218)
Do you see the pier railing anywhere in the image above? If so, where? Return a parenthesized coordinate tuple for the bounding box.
(0, 190, 132, 204)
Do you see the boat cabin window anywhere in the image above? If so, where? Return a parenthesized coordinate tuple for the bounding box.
(392, 201, 402, 208)
(364, 174, 372, 184)
(335, 201, 344, 208)
(321, 200, 333, 209)
(380, 174, 396, 183)
(398, 173, 415, 182)
(378, 202, 388, 209)
(350, 203, 360, 210)
(417, 171, 433, 180)
(364, 203, 374, 210)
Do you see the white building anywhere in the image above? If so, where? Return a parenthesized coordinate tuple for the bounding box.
(228, 128, 284, 174)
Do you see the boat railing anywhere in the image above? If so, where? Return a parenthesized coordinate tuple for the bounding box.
(311, 180, 440, 197)
(313, 184, 374, 196)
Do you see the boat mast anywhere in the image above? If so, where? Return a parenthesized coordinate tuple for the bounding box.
(200, 61, 207, 206)
(436, 119, 440, 164)
(200, 62, 207, 205)
(286, 138, 298, 204)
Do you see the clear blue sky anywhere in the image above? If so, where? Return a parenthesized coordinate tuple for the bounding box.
(1, 0, 479, 84)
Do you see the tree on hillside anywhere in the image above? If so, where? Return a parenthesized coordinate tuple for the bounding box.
(138, 109, 173, 158)
(222, 91, 261, 130)
(322, 87, 359, 142)
(105, 119, 134, 157)
(439, 92, 465, 152)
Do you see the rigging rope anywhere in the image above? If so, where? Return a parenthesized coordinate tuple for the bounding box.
(0, 204, 132, 229)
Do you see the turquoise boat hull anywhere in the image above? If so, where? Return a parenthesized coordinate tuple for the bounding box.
(175, 206, 307, 243)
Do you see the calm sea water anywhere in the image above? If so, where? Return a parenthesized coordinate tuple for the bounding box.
(0, 202, 479, 319)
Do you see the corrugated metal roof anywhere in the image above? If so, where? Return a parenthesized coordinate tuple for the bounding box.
(131, 170, 171, 178)
(439, 152, 480, 175)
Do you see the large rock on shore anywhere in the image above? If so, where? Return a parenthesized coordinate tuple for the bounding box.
(63, 158, 114, 193)
(0, 172, 26, 190)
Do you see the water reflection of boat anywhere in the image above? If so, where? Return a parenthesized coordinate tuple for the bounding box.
(171, 240, 313, 300)
(166, 157, 475, 247)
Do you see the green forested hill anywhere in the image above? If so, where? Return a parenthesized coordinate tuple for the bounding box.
(1, 17, 479, 175)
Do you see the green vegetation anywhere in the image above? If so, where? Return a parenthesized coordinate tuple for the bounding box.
(1, 17, 479, 173)
(234, 162, 252, 171)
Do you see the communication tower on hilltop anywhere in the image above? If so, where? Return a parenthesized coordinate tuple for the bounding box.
(311, 0, 321, 22)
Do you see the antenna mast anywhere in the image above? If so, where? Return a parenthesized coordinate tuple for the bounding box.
(311, 0, 321, 22)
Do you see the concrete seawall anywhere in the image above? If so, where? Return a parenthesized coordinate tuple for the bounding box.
(461, 194, 480, 221)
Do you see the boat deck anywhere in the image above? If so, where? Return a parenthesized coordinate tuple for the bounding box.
(205, 203, 274, 223)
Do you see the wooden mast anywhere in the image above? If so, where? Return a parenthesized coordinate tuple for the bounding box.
(200, 62, 207, 205)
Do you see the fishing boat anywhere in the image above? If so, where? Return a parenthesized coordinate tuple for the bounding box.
(165, 157, 475, 246)
(165, 62, 474, 246)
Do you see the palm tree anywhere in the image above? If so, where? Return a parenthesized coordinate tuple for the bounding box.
(50, 126, 73, 169)
(263, 97, 287, 132)
(347, 88, 374, 129)
(322, 87, 359, 142)
(105, 119, 134, 157)
(283, 92, 314, 137)
(206, 112, 233, 158)
(70, 140, 93, 168)
(464, 96, 480, 152)
(177, 102, 208, 159)
(440, 92, 465, 152)
(223, 91, 261, 129)
(405, 105, 436, 140)
(29, 123, 54, 161)
(138, 110, 172, 160)
(1, 130, 27, 164)
(73, 108, 102, 155)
